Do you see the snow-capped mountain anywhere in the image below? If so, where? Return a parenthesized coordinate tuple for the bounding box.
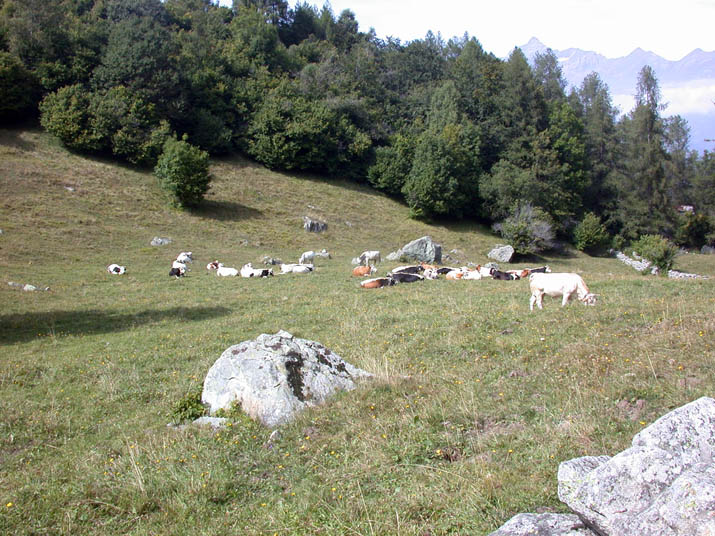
(519, 38, 715, 153)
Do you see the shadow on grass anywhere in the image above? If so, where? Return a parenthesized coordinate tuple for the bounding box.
(0, 127, 38, 152)
(0, 306, 231, 344)
(191, 200, 263, 222)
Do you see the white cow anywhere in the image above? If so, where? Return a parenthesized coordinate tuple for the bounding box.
(240, 263, 273, 278)
(359, 250, 381, 266)
(299, 251, 315, 264)
(176, 251, 193, 264)
(216, 263, 239, 277)
(529, 273, 597, 310)
(280, 263, 314, 274)
(107, 264, 126, 275)
(172, 260, 188, 271)
(462, 268, 482, 280)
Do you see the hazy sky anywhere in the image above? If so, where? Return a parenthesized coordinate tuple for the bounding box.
(282, 0, 715, 61)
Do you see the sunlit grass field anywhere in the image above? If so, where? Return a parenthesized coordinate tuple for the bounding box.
(1, 128, 713, 535)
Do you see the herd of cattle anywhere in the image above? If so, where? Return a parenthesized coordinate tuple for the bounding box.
(107, 248, 598, 309)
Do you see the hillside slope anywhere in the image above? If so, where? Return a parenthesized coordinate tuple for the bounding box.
(1, 128, 713, 535)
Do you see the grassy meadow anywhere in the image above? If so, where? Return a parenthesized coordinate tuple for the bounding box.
(1, 127, 713, 535)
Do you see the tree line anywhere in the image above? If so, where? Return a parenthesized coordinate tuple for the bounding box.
(1, 0, 713, 250)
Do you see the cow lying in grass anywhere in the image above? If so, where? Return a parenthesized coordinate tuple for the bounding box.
(240, 263, 273, 278)
(353, 265, 377, 277)
(107, 264, 126, 275)
(216, 263, 238, 277)
(280, 263, 314, 274)
(169, 266, 186, 278)
(529, 272, 597, 310)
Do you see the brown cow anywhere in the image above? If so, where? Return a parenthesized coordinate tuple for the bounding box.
(360, 277, 395, 289)
(353, 265, 377, 277)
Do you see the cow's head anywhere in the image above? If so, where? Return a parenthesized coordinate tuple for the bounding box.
(582, 293, 597, 306)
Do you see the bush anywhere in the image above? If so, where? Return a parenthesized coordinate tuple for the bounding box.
(574, 212, 610, 252)
(39, 84, 105, 152)
(674, 212, 712, 249)
(631, 234, 679, 274)
(155, 136, 212, 208)
(170, 385, 206, 424)
(493, 203, 556, 256)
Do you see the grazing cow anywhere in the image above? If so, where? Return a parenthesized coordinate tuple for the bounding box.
(529, 272, 597, 310)
(360, 277, 395, 289)
(206, 260, 220, 271)
(176, 251, 193, 264)
(390, 265, 424, 275)
(353, 265, 377, 277)
(299, 251, 315, 265)
(240, 263, 273, 278)
(216, 263, 239, 277)
(107, 264, 126, 275)
(280, 263, 314, 274)
(169, 266, 186, 278)
(358, 250, 381, 266)
(389, 272, 424, 284)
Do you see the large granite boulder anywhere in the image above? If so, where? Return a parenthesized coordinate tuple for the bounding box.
(398, 236, 442, 263)
(202, 331, 372, 428)
(488, 244, 515, 263)
(558, 396, 715, 536)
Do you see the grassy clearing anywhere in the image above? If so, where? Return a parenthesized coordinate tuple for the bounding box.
(1, 127, 713, 535)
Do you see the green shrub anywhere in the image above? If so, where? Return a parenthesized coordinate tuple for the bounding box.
(492, 203, 555, 256)
(631, 234, 679, 274)
(0, 51, 40, 121)
(170, 385, 206, 424)
(154, 136, 212, 208)
(674, 212, 712, 249)
(39, 84, 105, 152)
(574, 212, 610, 252)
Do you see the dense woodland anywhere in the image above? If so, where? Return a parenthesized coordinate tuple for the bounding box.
(1, 0, 714, 249)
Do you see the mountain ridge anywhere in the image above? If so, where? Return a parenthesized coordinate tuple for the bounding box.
(518, 38, 715, 152)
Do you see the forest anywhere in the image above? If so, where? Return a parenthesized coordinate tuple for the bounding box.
(1, 0, 714, 251)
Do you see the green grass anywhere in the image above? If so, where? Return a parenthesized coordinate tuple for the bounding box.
(1, 127, 713, 535)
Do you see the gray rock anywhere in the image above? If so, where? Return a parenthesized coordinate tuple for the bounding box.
(488, 244, 515, 263)
(262, 256, 283, 265)
(202, 330, 372, 428)
(23, 284, 37, 291)
(303, 217, 327, 233)
(151, 236, 172, 246)
(192, 416, 228, 430)
(488, 513, 597, 535)
(701, 245, 715, 255)
(385, 251, 402, 261)
(399, 236, 442, 263)
(558, 397, 715, 536)
(351, 257, 362, 265)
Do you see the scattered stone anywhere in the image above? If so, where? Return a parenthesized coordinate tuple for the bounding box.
(150, 236, 172, 246)
(701, 245, 714, 255)
(613, 250, 708, 279)
(192, 416, 228, 430)
(385, 251, 402, 261)
(202, 330, 372, 428)
(488, 244, 514, 263)
(23, 284, 37, 291)
(488, 513, 596, 536)
(262, 256, 283, 266)
(399, 236, 442, 263)
(303, 216, 327, 233)
(8, 281, 23, 288)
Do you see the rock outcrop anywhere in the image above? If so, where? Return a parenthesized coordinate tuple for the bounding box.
(490, 397, 715, 536)
(391, 236, 442, 263)
(488, 244, 515, 263)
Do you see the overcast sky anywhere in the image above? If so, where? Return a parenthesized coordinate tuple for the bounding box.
(281, 0, 715, 61)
